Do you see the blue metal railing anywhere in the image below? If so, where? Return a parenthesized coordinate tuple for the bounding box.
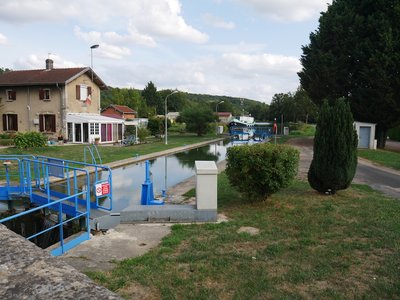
(0, 155, 113, 255)
(84, 144, 102, 165)
(0, 159, 91, 255)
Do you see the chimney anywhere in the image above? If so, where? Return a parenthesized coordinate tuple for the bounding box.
(45, 59, 54, 70)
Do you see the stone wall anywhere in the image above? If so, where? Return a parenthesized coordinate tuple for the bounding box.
(0, 224, 121, 299)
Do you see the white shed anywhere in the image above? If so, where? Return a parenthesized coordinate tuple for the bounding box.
(354, 121, 376, 149)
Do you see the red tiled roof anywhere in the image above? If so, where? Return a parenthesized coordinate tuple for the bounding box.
(111, 105, 137, 113)
(217, 112, 232, 117)
(100, 113, 124, 120)
(0, 68, 108, 90)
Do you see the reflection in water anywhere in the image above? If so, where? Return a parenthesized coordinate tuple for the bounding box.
(108, 141, 231, 212)
(174, 146, 218, 169)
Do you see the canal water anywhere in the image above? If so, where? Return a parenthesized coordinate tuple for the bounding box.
(109, 140, 230, 212)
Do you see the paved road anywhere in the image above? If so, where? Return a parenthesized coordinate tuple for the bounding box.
(287, 137, 400, 199)
(355, 159, 400, 198)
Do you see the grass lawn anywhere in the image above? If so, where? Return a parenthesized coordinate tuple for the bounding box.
(358, 149, 400, 171)
(0, 134, 220, 164)
(87, 174, 400, 299)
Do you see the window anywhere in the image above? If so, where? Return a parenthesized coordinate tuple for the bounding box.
(2, 114, 18, 131)
(39, 89, 51, 101)
(76, 85, 92, 101)
(90, 123, 99, 134)
(6, 90, 16, 101)
(39, 114, 56, 132)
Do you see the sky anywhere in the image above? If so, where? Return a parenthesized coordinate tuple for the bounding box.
(0, 0, 331, 104)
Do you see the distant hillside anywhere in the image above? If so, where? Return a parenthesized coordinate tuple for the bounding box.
(185, 93, 268, 120)
(101, 87, 269, 121)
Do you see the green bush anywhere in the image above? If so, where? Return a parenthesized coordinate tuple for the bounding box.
(168, 123, 186, 134)
(0, 139, 14, 146)
(308, 99, 358, 194)
(388, 126, 400, 141)
(137, 128, 150, 143)
(225, 143, 299, 201)
(14, 132, 47, 149)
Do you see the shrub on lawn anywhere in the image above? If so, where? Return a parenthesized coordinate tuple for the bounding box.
(226, 143, 299, 201)
(14, 132, 47, 149)
(308, 99, 358, 194)
(0, 139, 14, 146)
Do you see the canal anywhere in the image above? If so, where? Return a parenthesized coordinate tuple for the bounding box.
(109, 140, 230, 212)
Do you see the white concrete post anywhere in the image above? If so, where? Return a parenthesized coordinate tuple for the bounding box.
(195, 161, 218, 210)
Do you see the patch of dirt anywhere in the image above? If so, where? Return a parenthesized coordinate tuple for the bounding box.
(118, 281, 161, 300)
(285, 137, 314, 147)
(237, 226, 260, 236)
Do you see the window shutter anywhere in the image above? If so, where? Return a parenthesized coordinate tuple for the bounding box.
(39, 89, 44, 100)
(88, 86, 92, 95)
(50, 115, 56, 132)
(13, 115, 18, 131)
(39, 115, 44, 132)
(2, 115, 6, 131)
(11, 90, 16, 100)
(76, 85, 80, 100)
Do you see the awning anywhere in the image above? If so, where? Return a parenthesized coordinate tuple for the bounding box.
(66, 113, 124, 124)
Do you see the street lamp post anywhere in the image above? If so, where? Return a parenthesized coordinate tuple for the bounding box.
(165, 90, 179, 145)
(90, 44, 99, 82)
(215, 101, 224, 135)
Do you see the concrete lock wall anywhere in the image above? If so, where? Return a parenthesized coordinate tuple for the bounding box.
(195, 161, 218, 210)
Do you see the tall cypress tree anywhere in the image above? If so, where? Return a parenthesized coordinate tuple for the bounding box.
(308, 99, 358, 194)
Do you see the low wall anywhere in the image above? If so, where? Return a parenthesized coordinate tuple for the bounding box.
(0, 224, 121, 299)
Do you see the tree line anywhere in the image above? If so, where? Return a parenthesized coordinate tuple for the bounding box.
(101, 81, 318, 123)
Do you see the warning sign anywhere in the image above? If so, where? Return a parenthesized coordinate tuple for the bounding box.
(95, 182, 110, 196)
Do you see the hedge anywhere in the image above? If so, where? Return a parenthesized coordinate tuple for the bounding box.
(225, 143, 299, 201)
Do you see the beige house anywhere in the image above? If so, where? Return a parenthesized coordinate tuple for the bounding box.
(0, 59, 124, 144)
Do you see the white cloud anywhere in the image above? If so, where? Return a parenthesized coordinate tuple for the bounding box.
(202, 13, 235, 29)
(0, 33, 8, 45)
(0, 0, 208, 44)
(0, 0, 79, 23)
(235, 0, 331, 22)
(14, 54, 84, 69)
(102, 52, 300, 103)
(221, 53, 301, 75)
(74, 26, 132, 59)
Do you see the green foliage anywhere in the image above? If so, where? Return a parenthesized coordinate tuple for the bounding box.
(168, 123, 186, 134)
(124, 125, 136, 136)
(180, 104, 215, 136)
(0, 139, 14, 146)
(289, 123, 316, 136)
(147, 117, 170, 136)
(142, 81, 162, 115)
(269, 87, 317, 123)
(388, 126, 400, 142)
(137, 128, 150, 143)
(299, 0, 400, 148)
(225, 143, 299, 201)
(14, 132, 47, 149)
(101, 87, 144, 114)
(308, 99, 358, 194)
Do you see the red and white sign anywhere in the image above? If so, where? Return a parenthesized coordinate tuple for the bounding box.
(95, 182, 110, 196)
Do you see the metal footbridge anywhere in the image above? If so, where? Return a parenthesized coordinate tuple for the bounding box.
(0, 153, 112, 256)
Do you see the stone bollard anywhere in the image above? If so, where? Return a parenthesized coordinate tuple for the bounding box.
(195, 161, 218, 211)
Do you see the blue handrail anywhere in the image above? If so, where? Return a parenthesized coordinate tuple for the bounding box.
(0, 155, 113, 255)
